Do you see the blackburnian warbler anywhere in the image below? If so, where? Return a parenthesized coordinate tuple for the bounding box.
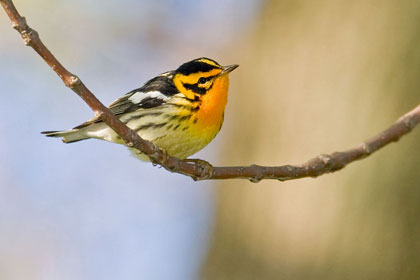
(42, 58, 238, 160)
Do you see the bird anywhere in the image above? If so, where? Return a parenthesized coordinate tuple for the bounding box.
(42, 57, 238, 160)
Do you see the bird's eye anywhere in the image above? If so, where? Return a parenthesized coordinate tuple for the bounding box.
(198, 77, 207, 84)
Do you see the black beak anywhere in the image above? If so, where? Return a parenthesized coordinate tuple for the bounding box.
(221, 64, 239, 75)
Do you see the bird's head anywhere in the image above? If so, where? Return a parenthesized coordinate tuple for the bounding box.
(173, 57, 238, 100)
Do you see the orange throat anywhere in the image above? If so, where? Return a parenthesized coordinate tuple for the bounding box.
(196, 75, 229, 128)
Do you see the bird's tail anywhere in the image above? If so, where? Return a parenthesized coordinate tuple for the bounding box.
(41, 129, 89, 143)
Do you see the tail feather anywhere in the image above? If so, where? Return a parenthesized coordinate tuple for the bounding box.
(41, 129, 89, 143)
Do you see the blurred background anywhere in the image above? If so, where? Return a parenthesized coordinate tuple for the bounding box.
(0, 0, 419, 279)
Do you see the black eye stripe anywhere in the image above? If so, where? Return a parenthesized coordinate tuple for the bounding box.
(198, 75, 217, 84)
(182, 75, 218, 95)
(183, 83, 207, 95)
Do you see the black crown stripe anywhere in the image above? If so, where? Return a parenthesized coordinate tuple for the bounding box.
(176, 61, 220, 76)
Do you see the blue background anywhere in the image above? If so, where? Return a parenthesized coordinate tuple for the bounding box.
(0, 1, 261, 279)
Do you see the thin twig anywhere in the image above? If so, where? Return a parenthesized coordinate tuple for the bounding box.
(1, 0, 419, 182)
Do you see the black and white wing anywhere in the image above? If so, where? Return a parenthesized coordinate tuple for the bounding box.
(74, 71, 178, 129)
(108, 71, 178, 114)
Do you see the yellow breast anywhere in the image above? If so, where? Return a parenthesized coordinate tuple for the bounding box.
(150, 75, 230, 159)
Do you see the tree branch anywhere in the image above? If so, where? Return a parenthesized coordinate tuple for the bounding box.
(2, 0, 419, 182)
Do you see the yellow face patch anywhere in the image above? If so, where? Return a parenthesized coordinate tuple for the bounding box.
(176, 69, 222, 85)
(173, 68, 222, 100)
